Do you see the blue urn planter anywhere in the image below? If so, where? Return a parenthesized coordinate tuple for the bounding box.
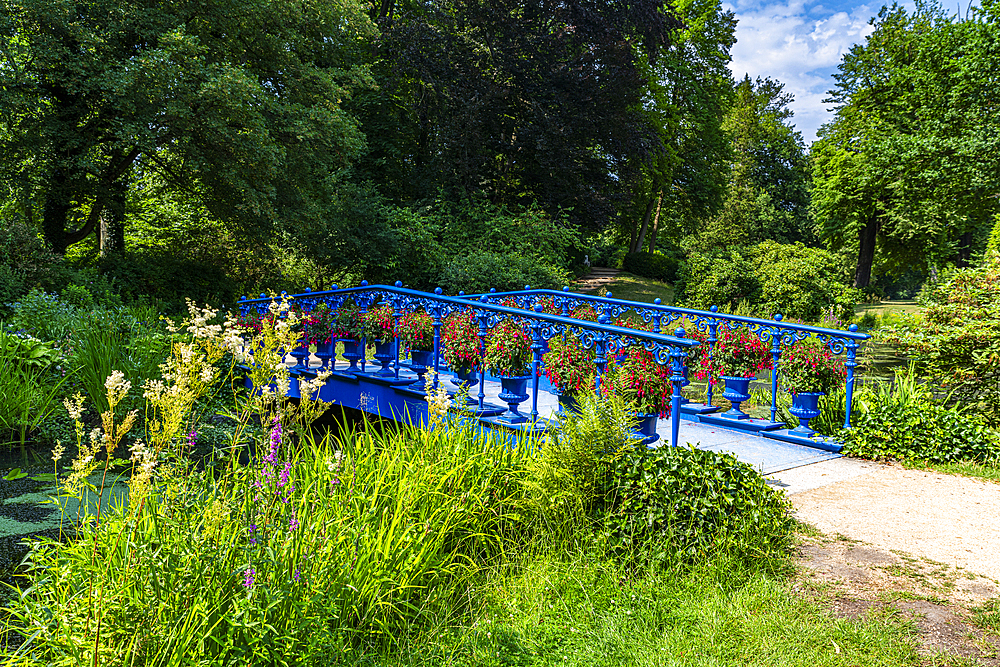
(555, 390, 580, 415)
(789, 391, 824, 436)
(720, 375, 755, 420)
(314, 341, 335, 368)
(497, 376, 531, 424)
(292, 343, 310, 369)
(449, 367, 479, 404)
(373, 341, 396, 377)
(341, 340, 363, 372)
(409, 349, 434, 387)
(631, 412, 660, 445)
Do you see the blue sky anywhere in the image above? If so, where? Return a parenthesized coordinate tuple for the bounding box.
(724, 0, 887, 144)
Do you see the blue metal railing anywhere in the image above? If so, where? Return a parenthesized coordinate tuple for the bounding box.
(238, 282, 702, 448)
(462, 286, 870, 428)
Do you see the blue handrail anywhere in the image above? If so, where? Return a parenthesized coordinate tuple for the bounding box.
(238, 283, 700, 448)
(462, 286, 869, 428)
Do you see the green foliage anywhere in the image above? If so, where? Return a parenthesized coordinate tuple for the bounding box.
(63, 304, 169, 415)
(841, 368, 1000, 464)
(621, 251, 680, 283)
(0, 220, 65, 305)
(603, 445, 793, 564)
(0, 343, 65, 450)
(357, 2, 679, 233)
(682, 242, 859, 321)
(1, 0, 378, 255)
(440, 250, 568, 295)
(525, 393, 633, 535)
(812, 2, 1000, 286)
(0, 330, 60, 369)
(6, 289, 78, 342)
(880, 254, 1000, 422)
(97, 251, 238, 310)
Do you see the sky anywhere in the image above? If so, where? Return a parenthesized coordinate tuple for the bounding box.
(724, 0, 885, 145)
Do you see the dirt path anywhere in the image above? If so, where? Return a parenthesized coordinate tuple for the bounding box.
(790, 463, 1000, 581)
(790, 462, 1000, 664)
(572, 266, 620, 294)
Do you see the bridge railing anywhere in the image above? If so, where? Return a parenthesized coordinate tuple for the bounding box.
(461, 286, 870, 428)
(237, 282, 702, 448)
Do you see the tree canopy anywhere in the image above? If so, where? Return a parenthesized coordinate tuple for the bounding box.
(811, 1, 1000, 287)
(0, 0, 377, 254)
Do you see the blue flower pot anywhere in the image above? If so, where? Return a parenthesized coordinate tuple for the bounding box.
(450, 367, 480, 405)
(341, 340, 362, 372)
(314, 341, 335, 367)
(555, 390, 580, 415)
(292, 344, 310, 369)
(498, 376, 531, 424)
(631, 412, 660, 445)
(720, 375, 755, 420)
(409, 349, 434, 387)
(789, 391, 824, 436)
(373, 341, 396, 377)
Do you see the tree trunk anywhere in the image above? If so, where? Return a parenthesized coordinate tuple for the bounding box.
(853, 214, 879, 289)
(646, 190, 663, 253)
(99, 179, 127, 256)
(632, 197, 655, 253)
(955, 231, 972, 268)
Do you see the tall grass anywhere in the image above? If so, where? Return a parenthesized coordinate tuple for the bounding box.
(3, 419, 533, 665)
(0, 346, 65, 451)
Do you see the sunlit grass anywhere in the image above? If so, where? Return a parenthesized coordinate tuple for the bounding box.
(578, 272, 675, 305)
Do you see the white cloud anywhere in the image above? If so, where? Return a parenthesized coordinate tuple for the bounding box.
(724, 0, 880, 143)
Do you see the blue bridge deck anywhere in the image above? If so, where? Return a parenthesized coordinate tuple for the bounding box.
(282, 358, 841, 475)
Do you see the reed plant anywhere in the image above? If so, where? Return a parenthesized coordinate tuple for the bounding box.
(3, 297, 535, 665)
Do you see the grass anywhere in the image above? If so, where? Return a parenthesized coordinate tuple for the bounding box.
(577, 271, 675, 305)
(372, 546, 925, 666)
(902, 460, 1000, 484)
(853, 300, 924, 318)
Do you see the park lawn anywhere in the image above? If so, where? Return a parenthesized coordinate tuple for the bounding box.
(579, 272, 675, 305)
(904, 459, 1000, 485)
(853, 300, 923, 318)
(375, 540, 922, 667)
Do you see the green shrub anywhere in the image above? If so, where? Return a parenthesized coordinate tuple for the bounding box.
(841, 368, 1000, 464)
(525, 393, 633, 534)
(602, 445, 793, 565)
(6, 289, 79, 342)
(621, 251, 679, 283)
(681, 242, 859, 322)
(0, 220, 64, 305)
(98, 250, 238, 309)
(881, 253, 1000, 423)
(439, 249, 569, 294)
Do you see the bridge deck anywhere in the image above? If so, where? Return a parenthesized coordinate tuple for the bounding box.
(297, 359, 841, 475)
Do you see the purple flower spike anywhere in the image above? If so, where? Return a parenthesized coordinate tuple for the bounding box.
(243, 566, 256, 589)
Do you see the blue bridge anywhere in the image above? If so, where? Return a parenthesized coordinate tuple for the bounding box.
(237, 283, 869, 474)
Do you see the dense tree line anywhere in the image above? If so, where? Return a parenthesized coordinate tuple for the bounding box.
(1, 0, 998, 305)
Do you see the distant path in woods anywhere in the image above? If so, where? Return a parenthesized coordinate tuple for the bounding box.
(572, 267, 620, 294)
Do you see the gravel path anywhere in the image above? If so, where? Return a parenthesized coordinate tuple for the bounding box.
(790, 462, 1000, 581)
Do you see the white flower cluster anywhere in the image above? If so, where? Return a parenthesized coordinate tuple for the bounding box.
(104, 369, 132, 410)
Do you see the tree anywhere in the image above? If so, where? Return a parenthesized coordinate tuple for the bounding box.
(0, 0, 377, 255)
(692, 75, 811, 251)
(352, 0, 681, 233)
(622, 0, 736, 254)
(811, 1, 1000, 288)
